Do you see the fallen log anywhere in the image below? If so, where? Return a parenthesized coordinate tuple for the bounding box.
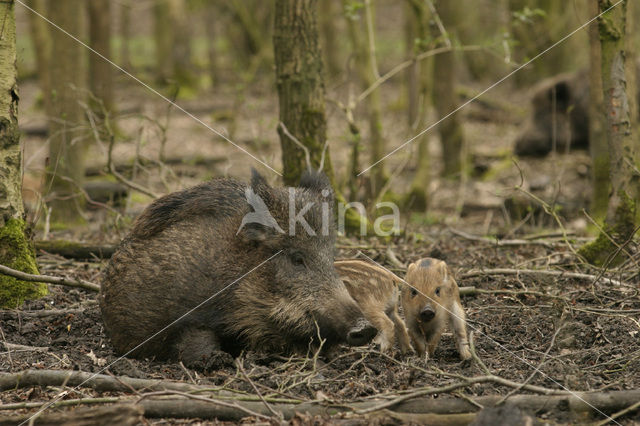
(35, 240, 117, 260)
(1, 370, 639, 423)
(0, 403, 142, 426)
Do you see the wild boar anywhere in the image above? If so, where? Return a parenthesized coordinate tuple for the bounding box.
(402, 258, 471, 360)
(335, 259, 412, 354)
(99, 169, 376, 369)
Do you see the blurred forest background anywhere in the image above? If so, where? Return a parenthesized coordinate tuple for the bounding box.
(1, 2, 640, 424)
(0, 0, 638, 303)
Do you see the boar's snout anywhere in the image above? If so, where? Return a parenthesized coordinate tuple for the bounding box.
(419, 306, 436, 322)
(346, 318, 377, 346)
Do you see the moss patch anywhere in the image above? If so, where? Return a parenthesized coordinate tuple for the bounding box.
(0, 218, 47, 308)
(579, 191, 637, 266)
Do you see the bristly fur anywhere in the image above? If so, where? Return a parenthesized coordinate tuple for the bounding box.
(99, 170, 368, 364)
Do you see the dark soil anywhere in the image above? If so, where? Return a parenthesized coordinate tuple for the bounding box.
(1, 228, 639, 425)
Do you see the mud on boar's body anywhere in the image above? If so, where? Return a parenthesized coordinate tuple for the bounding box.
(402, 258, 471, 360)
(99, 170, 376, 368)
(335, 260, 412, 354)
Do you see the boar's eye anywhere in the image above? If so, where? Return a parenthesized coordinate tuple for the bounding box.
(290, 252, 306, 268)
(435, 287, 441, 297)
(410, 288, 418, 298)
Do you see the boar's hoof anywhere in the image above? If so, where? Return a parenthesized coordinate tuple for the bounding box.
(185, 350, 235, 372)
(419, 307, 436, 322)
(346, 320, 377, 346)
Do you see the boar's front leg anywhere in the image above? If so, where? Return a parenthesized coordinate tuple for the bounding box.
(175, 327, 234, 370)
(449, 300, 471, 360)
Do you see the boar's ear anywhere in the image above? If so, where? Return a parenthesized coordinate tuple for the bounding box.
(299, 169, 332, 194)
(239, 221, 284, 247)
(250, 168, 274, 202)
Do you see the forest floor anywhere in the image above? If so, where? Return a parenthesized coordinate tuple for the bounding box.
(1, 69, 639, 425)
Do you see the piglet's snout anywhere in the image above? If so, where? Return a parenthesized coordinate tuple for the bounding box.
(346, 318, 377, 346)
(419, 306, 436, 322)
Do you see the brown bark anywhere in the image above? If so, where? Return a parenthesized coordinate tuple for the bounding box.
(26, 0, 51, 116)
(588, 0, 609, 221)
(0, 0, 46, 308)
(432, 0, 465, 179)
(46, 0, 87, 224)
(273, 0, 333, 186)
(88, 0, 114, 116)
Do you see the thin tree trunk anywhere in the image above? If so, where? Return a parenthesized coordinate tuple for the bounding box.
(580, 0, 640, 266)
(0, 0, 47, 308)
(153, 1, 172, 83)
(273, 0, 334, 186)
(405, 1, 419, 127)
(588, 0, 609, 221)
(26, 0, 51, 116)
(319, 0, 341, 79)
(406, 0, 431, 210)
(119, 0, 131, 69)
(46, 0, 87, 224)
(204, 3, 219, 88)
(88, 0, 113, 117)
(432, 0, 465, 179)
(344, 0, 388, 197)
(167, 0, 194, 86)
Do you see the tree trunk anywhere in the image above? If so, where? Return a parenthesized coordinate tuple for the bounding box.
(580, 0, 640, 266)
(432, 0, 465, 179)
(167, 0, 194, 87)
(0, 0, 47, 308)
(344, 0, 388, 197)
(26, 0, 51, 116)
(88, 0, 113, 117)
(119, 0, 132, 69)
(153, 1, 172, 83)
(273, 0, 334, 186)
(204, 3, 219, 88)
(319, 0, 341, 79)
(406, 0, 432, 210)
(46, 0, 87, 224)
(588, 0, 609, 221)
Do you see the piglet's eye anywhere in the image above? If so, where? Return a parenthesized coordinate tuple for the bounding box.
(410, 288, 418, 297)
(435, 287, 441, 297)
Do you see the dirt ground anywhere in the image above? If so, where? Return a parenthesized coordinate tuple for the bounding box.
(2, 56, 640, 424)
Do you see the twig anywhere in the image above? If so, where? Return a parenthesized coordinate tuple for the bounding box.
(594, 399, 640, 426)
(469, 332, 491, 375)
(235, 359, 282, 419)
(0, 264, 100, 292)
(497, 323, 565, 405)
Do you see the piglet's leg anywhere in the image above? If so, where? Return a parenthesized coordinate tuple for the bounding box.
(450, 300, 471, 360)
(422, 322, 444, 358)
(363, 307, 396, 352)
(389, 307, 412, 354)
(406, 318, 426, 356)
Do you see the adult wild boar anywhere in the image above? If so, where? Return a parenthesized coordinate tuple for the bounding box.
(514, 71, 590, 156)
(99, 170, 376, 368)
(515, 62, 640, 156)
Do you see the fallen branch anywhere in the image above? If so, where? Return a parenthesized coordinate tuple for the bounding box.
(0, 403, 142, 426)
(459, 268, 624, 287)
(2, 370, 639, 422)
(35, 240, 117, 260)
(0, 308, 86, 319)
(0, 264, 100, 292)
